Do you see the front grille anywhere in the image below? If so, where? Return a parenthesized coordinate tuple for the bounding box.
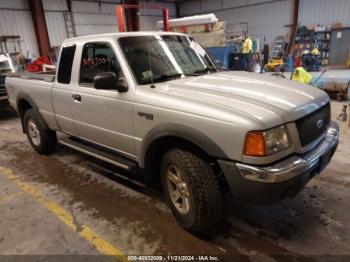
(0, 86, 7, 97)
(0, 87, 6, 97)
(296, 103, 331, 147)
(0, 75, 7, 97)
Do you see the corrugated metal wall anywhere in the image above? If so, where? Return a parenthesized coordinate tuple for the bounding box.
(43, 0, 121, 42)
(71, 0, 120, 36)
(44, 12, 67, 48)
(0, 0, 67, 57)
(0, 0, 39, 58)
(179, 0, 293, 47)
(1, 0, 174, 59)
(1, 0, 349, 60)
(298, 0, 350, 28)
(179, 0, 350, 48)
(44, 0, 174, 41)
(72, 0, 175, 35)
(43, 0, 68, 48)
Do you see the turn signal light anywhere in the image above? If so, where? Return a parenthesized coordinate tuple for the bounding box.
(243, 132, 265, 156)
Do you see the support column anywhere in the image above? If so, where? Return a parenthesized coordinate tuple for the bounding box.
(125, 0, 139, 32)
(289, 0, 299, 54)
(28, 0, 51, 56)
(162, 8, 169, 31)
(175, 1, 180, 18)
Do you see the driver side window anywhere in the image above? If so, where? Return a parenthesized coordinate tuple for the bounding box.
(80, 42, 120, 85)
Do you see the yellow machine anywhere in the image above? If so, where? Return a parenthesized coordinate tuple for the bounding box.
(265, 36, 285, 71)
(265, 57, 284, 71)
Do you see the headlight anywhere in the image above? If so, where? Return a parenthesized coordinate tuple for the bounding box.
(244, 125, 291, 156)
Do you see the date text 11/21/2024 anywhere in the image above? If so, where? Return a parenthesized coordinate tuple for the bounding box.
(127, 255, 220, 261)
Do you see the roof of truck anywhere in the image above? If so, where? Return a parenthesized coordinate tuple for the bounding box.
(63, 31, 187, 45)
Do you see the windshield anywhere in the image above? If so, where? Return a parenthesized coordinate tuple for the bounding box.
(119, 35, 217, 84)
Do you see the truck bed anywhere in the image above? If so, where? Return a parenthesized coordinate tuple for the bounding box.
(7, 71, 55, 83)
(5, 70, 56, 127)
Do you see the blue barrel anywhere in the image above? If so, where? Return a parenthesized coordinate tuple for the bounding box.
(205, 46, 234, 70)
(283, 56, 294, 72)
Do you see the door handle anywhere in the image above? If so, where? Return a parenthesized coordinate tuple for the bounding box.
(72, 94, 81, 102)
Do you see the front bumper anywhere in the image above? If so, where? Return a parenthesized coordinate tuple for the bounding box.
(218, 121, 339, 204)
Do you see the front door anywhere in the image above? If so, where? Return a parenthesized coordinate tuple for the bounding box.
(71, 41, 135, 159)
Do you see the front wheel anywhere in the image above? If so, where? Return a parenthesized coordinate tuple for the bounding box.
(161, 149, 221, 234)
(23, 109, 57, 155)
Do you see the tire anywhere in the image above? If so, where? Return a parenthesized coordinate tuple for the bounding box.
(23, 109, 57, 155)
(161, 149, 221, 234)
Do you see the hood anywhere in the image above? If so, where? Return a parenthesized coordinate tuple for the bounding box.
(152, 71, 329, 128)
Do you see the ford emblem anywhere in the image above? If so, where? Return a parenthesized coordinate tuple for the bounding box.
(316, 119, 324, 129)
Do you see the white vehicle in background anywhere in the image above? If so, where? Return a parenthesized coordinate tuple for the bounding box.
(0, 54, 20, 109)
(1, 36, 22, 110)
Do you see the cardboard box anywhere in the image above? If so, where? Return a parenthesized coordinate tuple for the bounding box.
(190, 31, 226, 47)
(331, 22, 342, 29)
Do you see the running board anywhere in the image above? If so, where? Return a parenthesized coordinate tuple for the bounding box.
(59, 137, 136, 170)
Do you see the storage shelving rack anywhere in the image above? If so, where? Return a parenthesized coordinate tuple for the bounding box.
(314, 30, 331, 65)
(294, 28, 315, 57)
(294, 28, 331, 67)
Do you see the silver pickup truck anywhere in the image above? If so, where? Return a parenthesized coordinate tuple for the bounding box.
(6, 32, 339, 233)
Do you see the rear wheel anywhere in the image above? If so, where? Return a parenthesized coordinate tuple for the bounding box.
(161, 149, 221, 234)
(23, 109, 57, 154)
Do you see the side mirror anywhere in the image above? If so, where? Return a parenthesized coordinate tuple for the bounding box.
(93, 72, 128, 92)
(116, 77, 128, 93)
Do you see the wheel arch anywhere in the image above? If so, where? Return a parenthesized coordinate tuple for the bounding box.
(16, 93, 47, 133)
(140, 124, 228, 189)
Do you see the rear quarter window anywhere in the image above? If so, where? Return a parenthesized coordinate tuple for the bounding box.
(57, 45, 76, 84)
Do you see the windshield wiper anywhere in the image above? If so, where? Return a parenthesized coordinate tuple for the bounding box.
(150, 73, 183, 83)
(187, 66, 218, 76)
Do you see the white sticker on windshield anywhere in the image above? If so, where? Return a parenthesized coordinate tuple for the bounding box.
(190, 41, 206, 57)
(142, 70, 153, 79)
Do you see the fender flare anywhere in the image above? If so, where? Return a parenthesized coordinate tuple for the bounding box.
(139, 123, 228, 168)
(16, 92, 39, 113)
(16, 92, 48, 132)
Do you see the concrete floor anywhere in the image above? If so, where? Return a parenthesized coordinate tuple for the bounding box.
(0, 99, 350, 261)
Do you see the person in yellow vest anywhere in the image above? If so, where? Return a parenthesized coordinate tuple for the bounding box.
(242, 35, 253, 71)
